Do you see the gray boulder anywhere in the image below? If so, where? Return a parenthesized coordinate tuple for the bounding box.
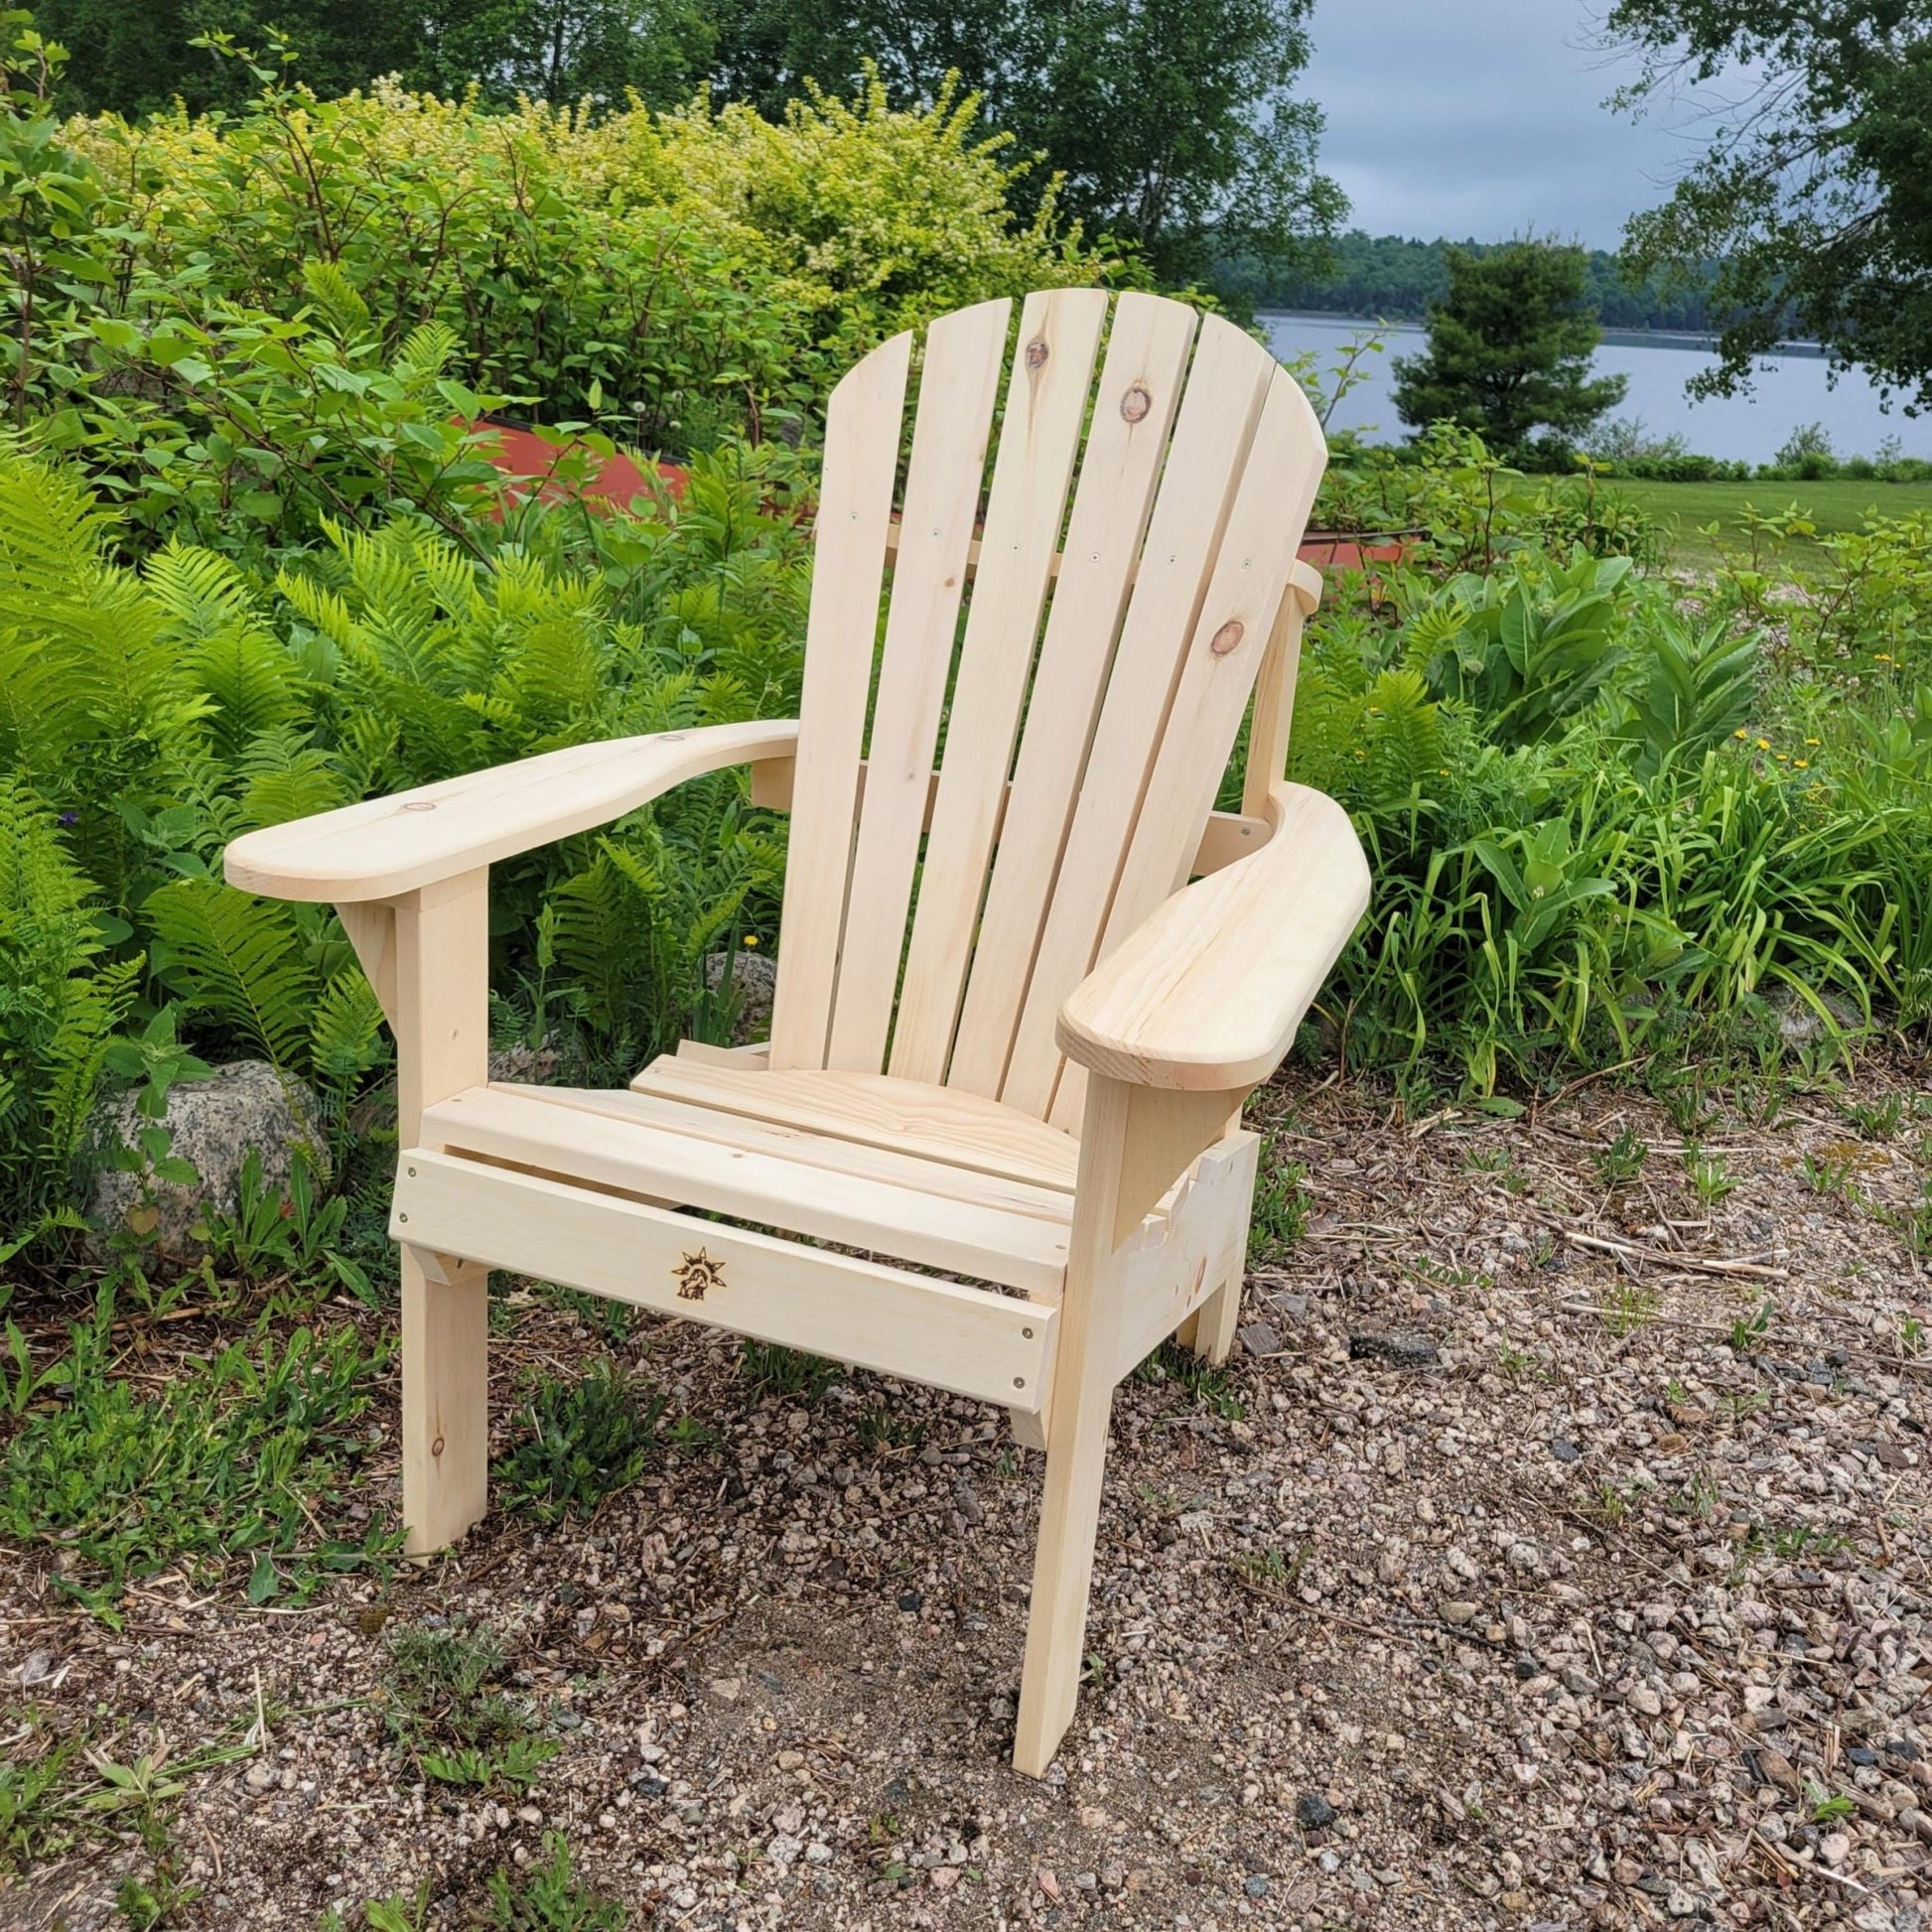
(704, 948, 777, 1044)
(89, 1059, 330, 1266)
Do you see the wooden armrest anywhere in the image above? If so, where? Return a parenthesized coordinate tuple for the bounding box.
(1055, 781, 1369, 1091)
(224, 721, 799, 902)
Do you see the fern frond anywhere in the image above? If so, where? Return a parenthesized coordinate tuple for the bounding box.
(145, 877, 318, 1071)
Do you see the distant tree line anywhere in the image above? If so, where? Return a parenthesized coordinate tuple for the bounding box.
(1223, 228, 1726, 334)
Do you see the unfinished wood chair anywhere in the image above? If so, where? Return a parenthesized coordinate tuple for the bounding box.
(225, 289, 1370, 1776)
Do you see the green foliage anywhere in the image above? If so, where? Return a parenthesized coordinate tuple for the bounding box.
(382, 1619, 559, 1792)
(1613, 613, 1760, 776)
(483, 1832, 625, 1931)
(496, 1363, 665, 1522)
(1412, 551, 1634, 747)
(0, 777, 137, 1218)
(1392, 238, 1628, 459)
(38, 51, 1111, 468)
(0, 1304, 396, 1615)
(739, 1340, 841, 1402)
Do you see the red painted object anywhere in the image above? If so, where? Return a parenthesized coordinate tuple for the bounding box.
(472, 417, 686, 511)
(474, 422, 1411, 577)
(1297, 533, 1411, 571)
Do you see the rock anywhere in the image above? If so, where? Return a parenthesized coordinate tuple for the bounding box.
(896, 1589, 923, 1612)
(703, 948, 777, 1044)
(486, 1042, 559, 1084)
(1296, 1793, 1336, 1830)
(88, 1060, 329, 1267)
(1820, 1833, 1851, 1865)
(1236, 1320, 1281, 1358)
(1627, 1685, 1664, 1718)
(1439, 1599, 1481, 1626)
(1550, 1439, 1581, 1463)
(1348, 1332, 1440, 1369)
(1244, 1874, 1272, 1898)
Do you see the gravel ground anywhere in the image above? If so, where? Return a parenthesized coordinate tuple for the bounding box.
(5, 1063, 1932, 1931)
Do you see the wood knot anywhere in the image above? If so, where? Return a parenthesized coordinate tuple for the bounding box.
(1120, 381, 1152, 423)
(1025, 337, 1049, 370)
(1209, 619, 1246, 656)
(400, 800, 437, 813)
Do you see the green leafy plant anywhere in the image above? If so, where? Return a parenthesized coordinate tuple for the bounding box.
(1593, 1126, 1647, 1187)
(495, 1364, 664, 1523)
(483, 1831, 624, 1930)
(0, 1307, 396, 1616)
(740, 1341, 842, 1403)
(382, 1620, 557, 1792)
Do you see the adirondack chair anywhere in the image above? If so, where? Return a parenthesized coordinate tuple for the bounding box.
(225, 289, 1370, 1777)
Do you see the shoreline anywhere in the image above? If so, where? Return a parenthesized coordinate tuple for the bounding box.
(1258, 310, 1829, 360)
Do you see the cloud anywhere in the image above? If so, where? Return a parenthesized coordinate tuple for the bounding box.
(1304, 0, 1707, 247)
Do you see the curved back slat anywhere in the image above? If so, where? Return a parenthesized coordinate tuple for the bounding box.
(889, 287, 1110, 1085)
(823, 297, 1012, 1074)
(945, 291, 1200, 1100)
(765, 329, 912, 1071)
(767, 291, 1327, 1126)
(996, 315, 1277, 1118)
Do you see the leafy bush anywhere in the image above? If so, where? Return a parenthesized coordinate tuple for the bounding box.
(38, 53, 1117, 484)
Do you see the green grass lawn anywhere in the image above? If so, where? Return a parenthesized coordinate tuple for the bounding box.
(1618, 478, 1932, 570)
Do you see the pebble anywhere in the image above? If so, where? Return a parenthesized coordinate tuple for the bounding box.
(1296, 1793, 1336, 1830)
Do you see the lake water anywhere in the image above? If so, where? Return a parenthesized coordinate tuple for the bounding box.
(1262, 313, 1926, 468)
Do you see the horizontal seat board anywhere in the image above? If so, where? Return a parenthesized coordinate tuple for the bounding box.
(492, 1081, 1073, 1222)
(419, 1084, 1067, 1297)
(627, 1059, 1081, 1193)
(393, 1151, 1056, 1411)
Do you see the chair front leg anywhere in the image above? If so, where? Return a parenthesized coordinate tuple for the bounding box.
(1014, 1073, 1133, 1777)
(378, 870, 493, 1555)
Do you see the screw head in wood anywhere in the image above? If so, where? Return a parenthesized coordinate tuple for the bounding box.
(1013, 1376, 1026, 1389)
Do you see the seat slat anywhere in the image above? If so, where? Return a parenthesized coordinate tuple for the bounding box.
(419, 1082, 1067, 1298)
(494, 1080, 1073, 1222)
(946, 292, 1200, 1098)
(626, 1057, 1079, 1192)
(890, 287, 1108, 1085)
(1000, 316, 1277, 1118)
(765, 330, 912, 1073)
(825, 298, 1013, 1075)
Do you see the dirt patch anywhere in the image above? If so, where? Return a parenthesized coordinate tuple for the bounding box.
(3, 1065, 1930, 1929)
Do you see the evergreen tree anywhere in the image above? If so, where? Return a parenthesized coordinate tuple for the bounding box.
(1392, 239, 1626, 458)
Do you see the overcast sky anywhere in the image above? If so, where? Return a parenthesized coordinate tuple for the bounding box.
(1304, 0, 1711, 249)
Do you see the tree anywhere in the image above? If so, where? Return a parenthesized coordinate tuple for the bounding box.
(1605, 0, 1932, 406)
(33, 0, 425, 113)
(35, 0, 711, 115)
(708, 0, 1343, 288)
(413, 0, 714, 106)
(1391, 239, 1626, 457)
